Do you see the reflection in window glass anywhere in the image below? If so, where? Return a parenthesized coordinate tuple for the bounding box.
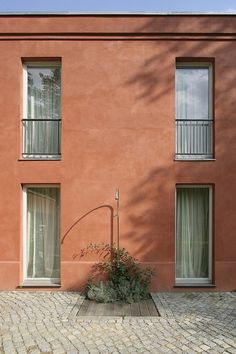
(23, 65, 61, 157)
(176, 67, 209, 119)
(27, 67, 61, 120)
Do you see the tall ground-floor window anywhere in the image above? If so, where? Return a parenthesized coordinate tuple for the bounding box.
(23, 186, 60, 285)
(176, 185, 212, 285)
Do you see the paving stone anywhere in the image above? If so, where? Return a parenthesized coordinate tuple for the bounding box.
(0, 292, 235, 353)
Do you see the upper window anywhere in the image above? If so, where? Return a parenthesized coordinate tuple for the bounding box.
(22, 63, 61, 159)
(175, 62, 213, 160)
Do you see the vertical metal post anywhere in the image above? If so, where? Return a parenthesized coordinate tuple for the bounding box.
(115, 188, 120, 250)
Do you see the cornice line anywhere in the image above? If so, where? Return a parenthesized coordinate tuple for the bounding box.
(0, 32, 236, 40)
(1, 32, 236, 37)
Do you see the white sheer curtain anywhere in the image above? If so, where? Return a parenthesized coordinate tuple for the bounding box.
(25, 67, 61, 155)
(176, 187, 209, 279)
(27, 187, 60, 279)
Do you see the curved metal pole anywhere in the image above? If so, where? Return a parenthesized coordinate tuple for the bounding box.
(61, 205, 114, 245)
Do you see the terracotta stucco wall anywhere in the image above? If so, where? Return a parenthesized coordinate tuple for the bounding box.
(0, 15, 235, 291)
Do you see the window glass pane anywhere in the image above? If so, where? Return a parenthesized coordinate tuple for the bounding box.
(176, 67, 209, 119)
(23, 66, 61, 157)
(27, 67, 61, 120)
(24, 120, 60, 155)
(176, 187, 209, 279)
(26, 187, 60, 279)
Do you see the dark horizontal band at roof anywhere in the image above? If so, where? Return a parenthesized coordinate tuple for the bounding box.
(0, 12, 236, 16)
(1, 14, 236, 37)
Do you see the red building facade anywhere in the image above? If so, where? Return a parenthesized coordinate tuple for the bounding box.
(0, 14, 235, 291)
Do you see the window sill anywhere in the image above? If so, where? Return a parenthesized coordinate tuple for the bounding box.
(18, 158, 61, 161)
(17, 284, 61, 289)
(175, 158, 216, 162)
(19, 282, 61, 288)
(174, 284, 216, 288)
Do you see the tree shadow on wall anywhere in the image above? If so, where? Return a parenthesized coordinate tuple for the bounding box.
(62, 16, 236, 291)
(120, 16, 236, 285)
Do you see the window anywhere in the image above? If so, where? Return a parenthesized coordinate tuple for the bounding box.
(176, 63, 213, 159)
(23, 186, 60, 285)
(22, 63, 61, 159)
(176, 185, 212, 285)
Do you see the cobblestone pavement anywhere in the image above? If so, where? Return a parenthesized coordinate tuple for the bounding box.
(0, 292, 235, 354)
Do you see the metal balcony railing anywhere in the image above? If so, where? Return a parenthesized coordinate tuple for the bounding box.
(22, 119, 61, 158)
(176, 119, 213, 159)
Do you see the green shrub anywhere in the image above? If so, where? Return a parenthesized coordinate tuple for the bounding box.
(82, 243, 155, 303)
